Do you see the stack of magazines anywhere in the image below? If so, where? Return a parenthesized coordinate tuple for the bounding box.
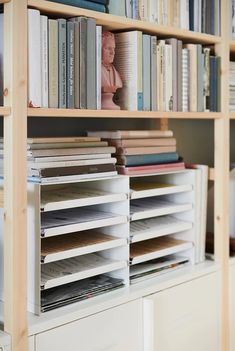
(41, 274, 124, 312)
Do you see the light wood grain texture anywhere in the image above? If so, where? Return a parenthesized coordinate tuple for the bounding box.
(230, 112, 235, 119)
(0, 107, 10, 116)
(27, 108, 222, 119)
(0, 0, 10, 3)
(214, 0, 230, 349)
(230, 41, 235, 53)
(209, 168, 215, 181)
(3, 1, 28, 351)
(28, 0, 221, 44)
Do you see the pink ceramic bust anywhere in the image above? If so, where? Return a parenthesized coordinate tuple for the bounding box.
(101, 31, 122, 110)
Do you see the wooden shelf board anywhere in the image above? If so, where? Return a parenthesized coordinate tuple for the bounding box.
(28, 108, 222, 119)
(0, 0, 11, 4)
(230, 112, 235, 119)
(28, 0, 221, 44)
(209, 168, 215, 181)
(0, 107, 11, 116)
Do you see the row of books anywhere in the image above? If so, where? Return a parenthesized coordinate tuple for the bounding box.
(28, 9, 221, 112)
(114, 36, 221, 112)
(49, 0, 221, 37)
(112, 0, 220, 36)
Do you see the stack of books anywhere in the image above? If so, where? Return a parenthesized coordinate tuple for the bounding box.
(0, 137, 117, 183)
(87, 130, 185, 175)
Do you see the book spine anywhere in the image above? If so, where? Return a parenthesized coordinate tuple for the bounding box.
(114, 31, 142, 111)
(186, 43, 197, 112)
(180, 0, 189, 30)
(79, 17, 87, 109)
(166, 38, 177, 111)
(73, 20, 80, 108)
(137, 31, 143, 111)
(149, 0, 157, 22)
(96, 25, 102, 109)
(28, 9, 41, 107)
(203, 47, 210, 111)
(35, 163, 116, 177)
(189, 0, 194, 31)
(117, 152, 179, 166)
(48, 19, 58, 108)
(40, 15, 48, 108)
(125, 0, 132, 18)
(165, 44, 173, 111)
(66, 21, 75, 109)
(209, 56, 216, 112)
(177, 40, 183, 111)
(197, 44, 204, 112)
(87, 18, 97, 109)
(108, 0, 126, 16)
(150, 36, 157, 111)
(182, 48, 189, 112)
(132, 0, 139, 19)
(142, 34, 151, 111)
(49, 0, 106, 12)
(58, 18, 67, 108)
(216, 56, 221, 112)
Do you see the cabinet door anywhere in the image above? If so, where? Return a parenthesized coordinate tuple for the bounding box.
(36, 300, 143, 351)
(143, 273, 220, 351)
(230, 263, 235, 351)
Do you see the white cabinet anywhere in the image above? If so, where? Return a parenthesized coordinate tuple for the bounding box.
(230, 262, 235, 351)
(35, 299, 143, 351)
(143, 272, 220, 351)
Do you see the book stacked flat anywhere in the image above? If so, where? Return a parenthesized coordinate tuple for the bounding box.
(0, 136, 118, 183)
(48, 0, 108, 13)
(87, 130, 185, 175)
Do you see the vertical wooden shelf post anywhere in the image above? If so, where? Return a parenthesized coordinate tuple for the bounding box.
(214, 0, 230, 350)
(3, 1, 28, 351)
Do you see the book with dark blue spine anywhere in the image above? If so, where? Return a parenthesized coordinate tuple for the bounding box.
(49, 0, 107, 12)
(116, 152, 179, 166)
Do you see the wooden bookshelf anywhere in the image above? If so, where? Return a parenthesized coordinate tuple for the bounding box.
(28, 108, 222, 119)
(1, 1, 231, 351)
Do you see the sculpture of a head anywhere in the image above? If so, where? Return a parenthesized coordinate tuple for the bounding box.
(102, 31, 116, 66)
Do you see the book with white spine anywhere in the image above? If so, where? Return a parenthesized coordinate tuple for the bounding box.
(40, 15, 48, 108)
(114, 31, 143, 111)
(182, 48, 189, 112)
(28, 9, 41, 107)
